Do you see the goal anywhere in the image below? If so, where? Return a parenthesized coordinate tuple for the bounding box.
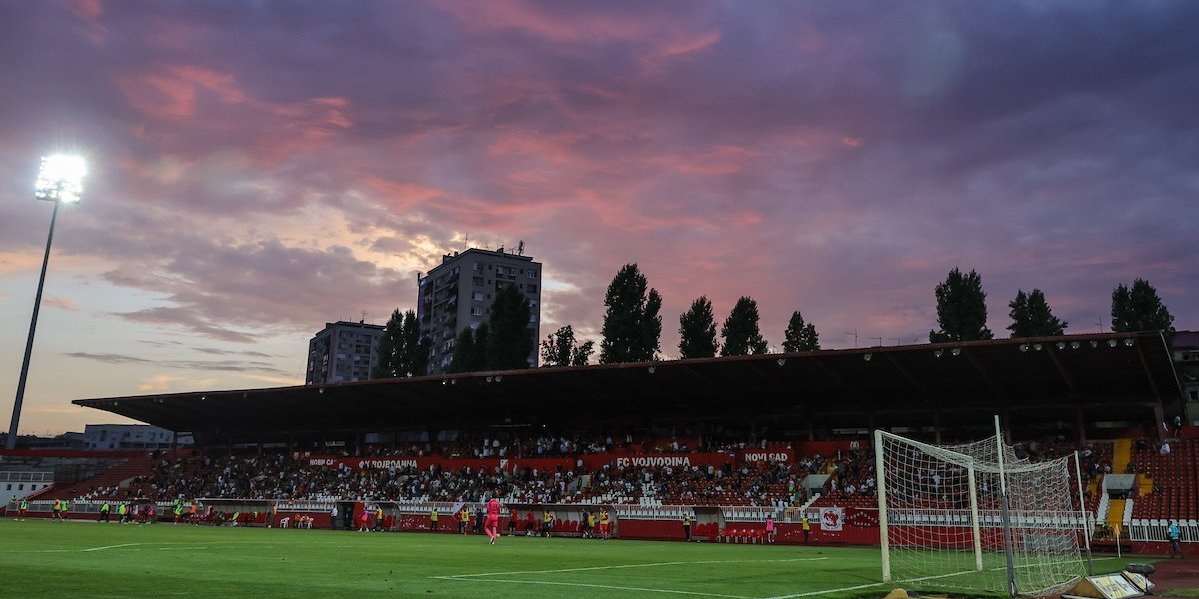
(874, 426, 1090, 597)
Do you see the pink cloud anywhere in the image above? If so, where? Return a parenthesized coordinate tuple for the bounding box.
(435, 0, 665, 43)
(69, 0, 103, 20)
(43, 297, 79, 312)
(119, 65, 245, 119)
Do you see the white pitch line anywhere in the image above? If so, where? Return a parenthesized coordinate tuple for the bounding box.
(82, 543, 143, 552)
(442, 557, 828, 579)
(764, 556, 1120, 599)
(763, 568, 978, 599)
(433, 577, 756, 599)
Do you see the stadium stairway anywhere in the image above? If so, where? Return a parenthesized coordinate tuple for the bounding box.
(1112, 438, 1132, 474)
(1106, 498, 1126, 531)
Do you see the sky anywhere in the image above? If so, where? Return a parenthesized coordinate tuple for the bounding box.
(1, 0, 1196, 435)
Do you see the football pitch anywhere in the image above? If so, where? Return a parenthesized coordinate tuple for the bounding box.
(1, 519, 1136, 598)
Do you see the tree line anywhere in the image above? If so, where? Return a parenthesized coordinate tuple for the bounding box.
(373, 262, 1176, 378)
(927, 267, 1174, 342)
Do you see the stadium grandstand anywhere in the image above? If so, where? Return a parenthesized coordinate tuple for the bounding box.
(3, 331, 1192, 573)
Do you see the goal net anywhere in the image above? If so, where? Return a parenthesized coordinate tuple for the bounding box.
(875, 429, 1088, 597)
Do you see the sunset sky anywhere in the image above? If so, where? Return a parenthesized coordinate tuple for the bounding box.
(1, 1, 1195, 434)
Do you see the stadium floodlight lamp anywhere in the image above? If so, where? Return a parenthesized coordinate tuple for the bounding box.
(494, 376, 501, 382)
(647, 366, 656, 374)
(933, 349, 944, 358)
(951, 348, 961, 357)
(1070, 341, 1081, 349)
(1123, 338, 1134, 347)
(1056, 342, 1066, 350)
(1019, 344, 1029, 352)
(1108, 339, 1118, 348)
(1033, 343, 1043, 351)
(34, 155, 87, 204)
(863, 353, 872, 362)
(1090, 340, 1099, 348)
(777, 358, 786, 367)
(7, 154, 88, 449)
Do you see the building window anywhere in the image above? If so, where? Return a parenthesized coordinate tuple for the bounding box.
(509, 267, 517, 275)
(527, 270, 537, 279)
(471, 307, 483, 316)
(472, 292, 484, 301)
(529, 314, 537, 323)
(1191, 390, 1198, 401)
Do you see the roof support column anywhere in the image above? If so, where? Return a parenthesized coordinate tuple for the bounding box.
(933, 410, 942, 444)
(1075, 404, 1087, 446)
(807, 406, 815, 442)
(1153, 402, 1166, 443)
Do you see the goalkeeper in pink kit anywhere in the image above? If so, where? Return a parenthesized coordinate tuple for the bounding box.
(484, 498, 501, 545)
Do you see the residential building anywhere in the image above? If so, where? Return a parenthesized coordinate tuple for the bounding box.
(1174, 331, 1199, 425)
(82, 424, 190, 450)
(306, 320, 385, 384)
(418, 247, 542, 374)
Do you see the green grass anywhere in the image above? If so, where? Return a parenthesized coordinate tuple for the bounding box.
(0, 519, 1140, 598)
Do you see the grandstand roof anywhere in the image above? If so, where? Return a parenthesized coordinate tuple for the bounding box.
(73, 331, 1180, 440)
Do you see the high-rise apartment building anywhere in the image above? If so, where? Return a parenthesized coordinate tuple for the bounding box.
(306, 320, 385, 384)
(418, 247, 542, 374)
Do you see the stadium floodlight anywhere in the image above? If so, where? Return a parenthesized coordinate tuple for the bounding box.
(7, 154, 86, 449)
(1123, 338, 1134, 347)
(34, 154, 87, 203)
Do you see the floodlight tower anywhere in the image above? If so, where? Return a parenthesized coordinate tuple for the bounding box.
(6, 155, 86, 449)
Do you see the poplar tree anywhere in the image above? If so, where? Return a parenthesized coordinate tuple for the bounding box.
(678, 296, 719, 359)
(599, 264, 662, 363)
(1008, 289, 1067, 337)
(1111, 278, 1174, 335)
(720, 296, 769, 356)
(782, 310, 820, 351)
(929, 268, 993, 342)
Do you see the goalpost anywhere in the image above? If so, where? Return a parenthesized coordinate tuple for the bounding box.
(875, 419, 1089, 597)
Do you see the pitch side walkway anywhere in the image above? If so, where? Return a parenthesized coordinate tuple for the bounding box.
(1142, 559, 1198, 598)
